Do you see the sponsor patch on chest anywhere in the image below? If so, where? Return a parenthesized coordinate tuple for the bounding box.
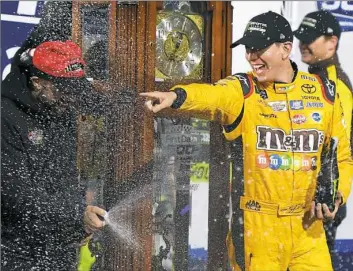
(267, 101, 287, 112)
(311, 112, 322, 123)
(256, 126, 324, 153)
(289, 100, 304, 110)
(255, 152, 318, 171)
(292, 114, 306, 124)
(306, 102, 324, 108)
(28, 129, 43, 145)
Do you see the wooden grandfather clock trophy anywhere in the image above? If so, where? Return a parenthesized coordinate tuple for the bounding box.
(72, 1, 232, 270)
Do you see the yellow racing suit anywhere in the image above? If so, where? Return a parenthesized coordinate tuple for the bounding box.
(309, 54, 353, 146)
(308, 54, 353, 260)
(170, 62, 353, 271)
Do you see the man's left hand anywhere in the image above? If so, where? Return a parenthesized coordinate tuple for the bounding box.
(310, 192, 343, 221)
(84, 205, 106, 234)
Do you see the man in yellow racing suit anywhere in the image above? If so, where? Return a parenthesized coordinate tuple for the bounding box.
(141, 11, 353, 271)
(294, 10, 353, 263)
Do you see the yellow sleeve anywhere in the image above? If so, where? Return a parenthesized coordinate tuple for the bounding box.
(170, 76, 245, 127)
(332, 92, 353, 204)
(337, 79, 353, 141)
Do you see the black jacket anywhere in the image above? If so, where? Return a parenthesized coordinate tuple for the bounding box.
(1, 64, 86, 270)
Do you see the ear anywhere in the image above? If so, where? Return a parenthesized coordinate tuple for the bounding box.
(282, 42, 293, 59)
(328, 35, 338, 51)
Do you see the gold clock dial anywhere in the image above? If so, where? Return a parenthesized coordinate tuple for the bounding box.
(156, 13, 203, 80)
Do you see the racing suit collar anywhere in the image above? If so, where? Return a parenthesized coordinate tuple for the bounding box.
(272, 81, 296, 94)
(308, 53, 340, 74)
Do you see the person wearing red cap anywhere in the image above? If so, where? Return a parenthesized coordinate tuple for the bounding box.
(294, 10, 353, 266)
(140, 11, 353, 271)
(1, 40, 107, 270)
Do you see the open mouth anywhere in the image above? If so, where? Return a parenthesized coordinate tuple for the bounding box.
(252, 64, 266, 74)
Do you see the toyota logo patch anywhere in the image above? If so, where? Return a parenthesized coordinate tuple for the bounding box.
(301, 84, 316, 94)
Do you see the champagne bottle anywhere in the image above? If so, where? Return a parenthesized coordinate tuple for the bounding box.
(315, 137, 339, 213)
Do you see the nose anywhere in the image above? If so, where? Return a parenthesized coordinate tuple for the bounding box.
(246, 49, 259, 61)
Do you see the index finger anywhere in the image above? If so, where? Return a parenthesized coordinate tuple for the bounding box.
(322, 203, 337, 218)
(140, 92, 159, 98)
(322, 204, 335, 221)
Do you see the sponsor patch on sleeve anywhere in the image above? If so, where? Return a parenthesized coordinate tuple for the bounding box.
(315, 75, 336, 104)
(233, 73, 253, 98)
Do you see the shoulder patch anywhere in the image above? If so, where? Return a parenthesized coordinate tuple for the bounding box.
(315, 75, 336, 104)
(232, 73, 254, 98)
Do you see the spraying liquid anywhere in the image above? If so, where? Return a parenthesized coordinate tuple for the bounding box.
(101, 183, 153, 250)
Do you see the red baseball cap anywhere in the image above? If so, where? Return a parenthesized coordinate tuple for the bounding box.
(20, 40, 93, 94)
(32, 40, 86, 78)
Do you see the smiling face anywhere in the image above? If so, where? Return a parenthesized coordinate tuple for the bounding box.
(245, 42, 292, 83)
(299, 35, 338, 65)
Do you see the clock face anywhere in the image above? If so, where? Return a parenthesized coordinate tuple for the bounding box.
(156, 13, 203, 80)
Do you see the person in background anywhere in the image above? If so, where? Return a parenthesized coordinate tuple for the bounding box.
(140, 11, 353, 271)
(1, 40, 107, 270)
(294, 10, 353, 263)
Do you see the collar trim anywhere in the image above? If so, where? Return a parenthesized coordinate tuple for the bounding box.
(308, 54, 340, 74)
